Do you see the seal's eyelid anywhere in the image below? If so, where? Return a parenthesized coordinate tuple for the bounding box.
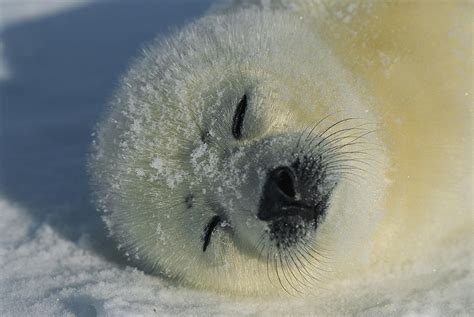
(202, 215, 222, 252)
(232, 94, 248, 139)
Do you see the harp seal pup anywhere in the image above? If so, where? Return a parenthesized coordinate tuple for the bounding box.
(90, 0, 472, 296)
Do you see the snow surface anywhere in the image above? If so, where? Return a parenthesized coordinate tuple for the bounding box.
(0, 1, 472, 316)
(1, 196, 472, 316)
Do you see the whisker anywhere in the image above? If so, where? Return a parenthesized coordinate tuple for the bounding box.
(294, 112, 338, 154)
(294, 245, 328, 277)
(325, 165, 376, 179)
(290, 248, 321, 288)
(326, 170, 368, 182)
(317, 118, 362, 140)
(324, 163, 368, 172)
(322, 150, 380, 164)
(317, 132, 375, 155)
(274, 249, 293, 296)
(323, 158, 373, 168)
(266, 245, 275, 289)
(322, 132, 380, 156)
(328, 174, 364, 186)
(303, 242, 335, 265)
(301, 118, 362, 158)
(284, 250, 305, 294)
(301, 238, 334, 259)
(288, 248, 319, 289)
(312, 123, 374, 151)
(280, 250, 302, 295)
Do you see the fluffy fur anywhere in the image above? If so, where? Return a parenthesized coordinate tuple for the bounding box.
(90, 0, 472, 296)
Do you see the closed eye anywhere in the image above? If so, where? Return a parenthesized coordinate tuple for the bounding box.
(202, 215, 221, 252)
(232, 94, 248, 139)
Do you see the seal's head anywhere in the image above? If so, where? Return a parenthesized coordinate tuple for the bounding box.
(91, 10, 386, 295)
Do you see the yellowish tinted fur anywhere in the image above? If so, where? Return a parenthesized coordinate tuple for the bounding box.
(304, 1, 473, 267)
(92, 0, 472, 296)
(224, 0, 473, 278)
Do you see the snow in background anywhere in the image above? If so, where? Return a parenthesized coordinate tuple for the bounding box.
(0, 1, 472, 316)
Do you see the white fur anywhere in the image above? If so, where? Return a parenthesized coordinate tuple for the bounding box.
(91, 1, 472, 296)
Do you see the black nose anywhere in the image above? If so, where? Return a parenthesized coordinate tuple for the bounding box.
(258, 166, 313, 222)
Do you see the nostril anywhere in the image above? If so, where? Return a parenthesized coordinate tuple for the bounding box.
(258, 166, 299, 222)
(273, 167, 296, 198)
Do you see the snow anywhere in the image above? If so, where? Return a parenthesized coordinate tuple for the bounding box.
(0, 1, 472, 316)
(1, 195, 472, 316)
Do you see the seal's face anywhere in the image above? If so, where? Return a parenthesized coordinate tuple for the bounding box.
(92, 10, 386, 294)
(194, 89, 339, 257)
